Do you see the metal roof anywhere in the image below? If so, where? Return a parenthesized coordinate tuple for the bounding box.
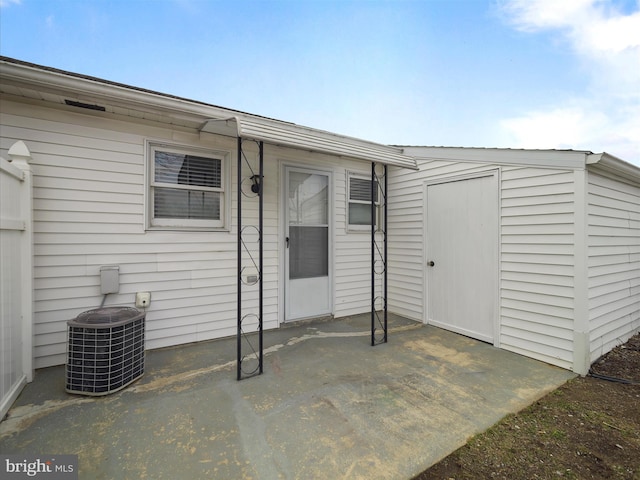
(401, 146, 640, 180)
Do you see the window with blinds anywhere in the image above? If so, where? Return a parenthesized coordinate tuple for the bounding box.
(149, 144, 227, 229)
(347, 173, 378, 229)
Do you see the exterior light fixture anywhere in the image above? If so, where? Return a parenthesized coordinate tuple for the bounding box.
(250, 174, 262, 194)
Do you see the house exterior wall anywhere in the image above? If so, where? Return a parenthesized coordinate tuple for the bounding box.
(390, 148, 580, 371)
(0, 97, 374, 369)
(273, 144, 377, 319)
(586, 167, 640, 362)
(3, 82, 639, 375)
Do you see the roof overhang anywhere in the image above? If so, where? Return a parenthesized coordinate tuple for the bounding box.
(586, 152, 640, 184)
(200, 117, 418, 169)
(0, 56, 418, 170)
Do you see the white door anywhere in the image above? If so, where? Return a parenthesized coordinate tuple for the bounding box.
(425, 173, 498, 343)
(284, 167, 332, 321)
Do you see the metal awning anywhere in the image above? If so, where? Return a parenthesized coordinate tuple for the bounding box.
(200, 117, 418, 170)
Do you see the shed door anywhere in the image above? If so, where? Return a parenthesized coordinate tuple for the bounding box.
(425, 173, 498, 343)
(284, 167, 332, 321)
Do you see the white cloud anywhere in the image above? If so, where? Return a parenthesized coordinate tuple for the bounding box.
(0, 0, 21, 8)
(500, 0, 593, 31)
(501, 107, 603, 149)
(500, 0, 640, 53)
(583, 9, 640, 53)
(500, 103, 640, 158)
(499, 0, 640, 163)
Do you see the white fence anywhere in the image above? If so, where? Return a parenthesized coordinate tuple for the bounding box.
(1, 141, 33, 421)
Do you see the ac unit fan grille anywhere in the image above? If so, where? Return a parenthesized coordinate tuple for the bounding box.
(66, 307, 145, 396)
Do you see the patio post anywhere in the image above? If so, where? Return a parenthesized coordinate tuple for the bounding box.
(236, 138, 264, 380)
(371, 162, 388, 345)
(236, 137, 242, 380)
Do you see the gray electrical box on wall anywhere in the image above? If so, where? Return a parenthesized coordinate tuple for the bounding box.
(100, 265, 120, 294)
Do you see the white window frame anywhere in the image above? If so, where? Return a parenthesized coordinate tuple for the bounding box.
(146, 142, 230, 231)
(347, 171, 379, 231)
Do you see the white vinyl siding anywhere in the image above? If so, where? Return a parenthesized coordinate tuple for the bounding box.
(1, 98, 380, 368)
(280, 156, 375, 317)
(387, 158, 504, 323)
(500, 167, 576, 369)
(387, 165, 427, 322)
(1, 100, 257, 368)
(389, 148, 579, 371)
(587, 170, 640, 362)
(5, 88, 640, 377)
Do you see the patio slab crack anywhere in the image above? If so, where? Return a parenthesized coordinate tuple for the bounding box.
(0, 324, 422, 439)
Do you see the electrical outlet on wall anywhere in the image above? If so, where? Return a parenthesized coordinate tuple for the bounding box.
(135, 292, 151, 308)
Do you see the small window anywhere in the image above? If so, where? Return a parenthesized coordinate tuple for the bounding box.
(148, 144, 227, 229)
(347, 173, 378, 229)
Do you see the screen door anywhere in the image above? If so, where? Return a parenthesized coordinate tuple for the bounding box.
(284, 167, 331, 320)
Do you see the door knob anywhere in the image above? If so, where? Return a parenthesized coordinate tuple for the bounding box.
(428, 261, 435, 267)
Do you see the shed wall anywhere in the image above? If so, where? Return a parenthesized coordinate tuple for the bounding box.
(388, 159, 503, 322)
(389, 149, 578, 370)
(0, 98, 374, 368)
(500, 167, 575, 369)
(587, 168, 640, 361)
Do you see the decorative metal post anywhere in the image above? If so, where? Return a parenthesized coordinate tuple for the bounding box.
(371, 162, 388, 345)
(237, 138, 264, 380)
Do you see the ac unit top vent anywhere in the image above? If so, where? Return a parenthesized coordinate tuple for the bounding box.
(68, 306, 144, 328)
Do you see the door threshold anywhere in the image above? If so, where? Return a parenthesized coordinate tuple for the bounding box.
(280, 315, 335, 329)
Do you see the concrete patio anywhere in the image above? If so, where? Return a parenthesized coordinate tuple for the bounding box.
(0, 314, 574, 479)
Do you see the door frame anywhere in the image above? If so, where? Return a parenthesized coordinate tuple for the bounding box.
(279, 162, 334, 323)
(422, 169, 501, 347)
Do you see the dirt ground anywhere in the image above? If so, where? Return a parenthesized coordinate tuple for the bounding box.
(415, 333, 640, 480)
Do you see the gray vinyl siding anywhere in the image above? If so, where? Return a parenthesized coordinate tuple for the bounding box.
(500, 167, 576, 369)
(587, 170, 640, 361)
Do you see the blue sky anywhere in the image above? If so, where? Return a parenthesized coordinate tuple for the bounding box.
(1, 0, 639, 165)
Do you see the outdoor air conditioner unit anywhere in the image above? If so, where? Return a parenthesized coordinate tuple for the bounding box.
(66, 306, 145, 396)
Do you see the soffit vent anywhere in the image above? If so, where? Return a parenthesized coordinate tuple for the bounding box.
(65, 99, 106, 111)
